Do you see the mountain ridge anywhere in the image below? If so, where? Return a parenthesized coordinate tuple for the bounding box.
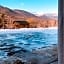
(0, 5, 58, 28)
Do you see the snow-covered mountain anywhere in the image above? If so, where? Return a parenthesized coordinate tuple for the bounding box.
(37, 13, 58, 20)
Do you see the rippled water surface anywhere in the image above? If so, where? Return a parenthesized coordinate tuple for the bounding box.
(0, 28, 58, 58)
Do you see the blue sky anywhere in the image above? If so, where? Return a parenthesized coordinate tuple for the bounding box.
(0, 0, 58, 15)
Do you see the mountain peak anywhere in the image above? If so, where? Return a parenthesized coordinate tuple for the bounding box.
(0, 5, 5, 8)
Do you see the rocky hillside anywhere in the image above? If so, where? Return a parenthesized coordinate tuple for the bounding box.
(0, 6, 58, 29)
